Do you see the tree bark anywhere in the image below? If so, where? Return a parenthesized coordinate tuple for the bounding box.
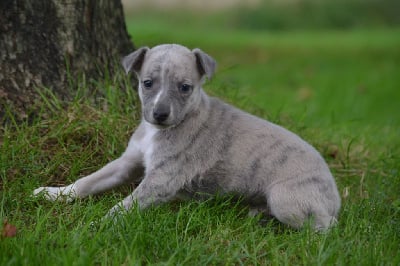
(0, 0, 134, 122)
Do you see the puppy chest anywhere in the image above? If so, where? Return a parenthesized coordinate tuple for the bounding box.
(136, 123, 159, 167)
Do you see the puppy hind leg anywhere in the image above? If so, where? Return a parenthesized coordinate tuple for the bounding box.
(312, 212, 338, 231)
(268, 182, 338, 231)
(248, 207, 263, 217)
(268, 200, 305, 229)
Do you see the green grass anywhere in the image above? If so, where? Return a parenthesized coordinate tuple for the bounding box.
(1, 10, 400, 265)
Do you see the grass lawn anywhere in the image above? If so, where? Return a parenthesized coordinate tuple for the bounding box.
(1, 10, 400, 265)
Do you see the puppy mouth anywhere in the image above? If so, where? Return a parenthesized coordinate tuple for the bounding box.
(153, 122, 172, 129)
(146, 118, 175, 129)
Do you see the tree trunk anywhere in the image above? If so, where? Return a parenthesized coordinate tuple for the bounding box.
(0, 0, 134, 122)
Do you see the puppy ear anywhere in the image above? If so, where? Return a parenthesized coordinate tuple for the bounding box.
(122, 47, 149, 74)
(192, 48, 217, 80)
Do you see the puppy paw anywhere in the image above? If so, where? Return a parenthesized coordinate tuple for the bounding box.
(33, 185, 76, 202)
(105, 203, 127, 219)
(89, 220, 101, 231)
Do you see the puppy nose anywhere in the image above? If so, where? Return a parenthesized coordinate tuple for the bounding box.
(153, 108, 170, 123)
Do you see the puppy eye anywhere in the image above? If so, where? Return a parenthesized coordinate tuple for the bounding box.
(180, 84, 192, 93)
(143, 80, 153, 89)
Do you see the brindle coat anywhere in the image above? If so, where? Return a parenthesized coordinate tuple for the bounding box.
(34, 44, 340, 230)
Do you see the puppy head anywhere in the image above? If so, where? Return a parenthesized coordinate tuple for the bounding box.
(122, 44, 216, 128)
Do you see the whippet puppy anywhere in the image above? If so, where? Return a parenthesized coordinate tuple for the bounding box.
(34, 44, 340, 230)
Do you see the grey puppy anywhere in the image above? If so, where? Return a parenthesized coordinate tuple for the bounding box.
(34, 44, 340, 230)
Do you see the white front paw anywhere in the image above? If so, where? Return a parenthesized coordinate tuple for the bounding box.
(100, 203, 129, 226)
(33, 184, 76, 202)
(106, 203, 127, 219)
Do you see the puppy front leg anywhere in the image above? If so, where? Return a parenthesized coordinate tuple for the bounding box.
(106, 173, 182, 218)
(33, 142, 144, 202)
